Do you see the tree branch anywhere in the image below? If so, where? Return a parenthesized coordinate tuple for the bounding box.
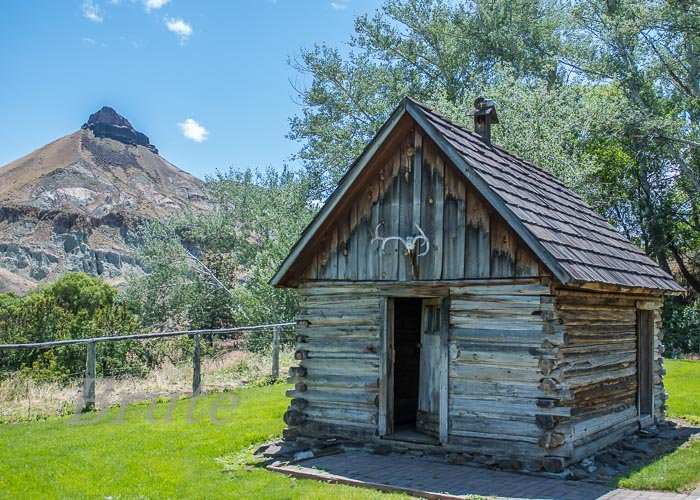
(669, 243, 700, 293)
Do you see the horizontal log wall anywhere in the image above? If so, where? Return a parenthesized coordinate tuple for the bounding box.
(542, 288, 665, 468)
(284, 280, 666, 471)
(448, 279, 555, 465)
(285, 285, 382, 440)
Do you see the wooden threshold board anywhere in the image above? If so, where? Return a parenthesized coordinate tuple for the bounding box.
(383, 427, 440, 445)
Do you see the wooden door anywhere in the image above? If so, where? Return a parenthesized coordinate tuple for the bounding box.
(417, 298, 444, 438)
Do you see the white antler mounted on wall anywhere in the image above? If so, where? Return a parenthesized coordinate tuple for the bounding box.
(371, 222, 430, 257)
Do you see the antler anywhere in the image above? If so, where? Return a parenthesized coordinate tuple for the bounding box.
(411, 224, 430, 257)
(371, 222, 404, 255)
(371, 222, 430, 257)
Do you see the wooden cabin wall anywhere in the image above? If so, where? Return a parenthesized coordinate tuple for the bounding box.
(538, 287, 665, 470)
(284, 285, 383, 441)
(284, 283, 667, 472)
(447, 279, 557, 467)
(285, 278, 577, 470)
(304, 129, 542, 283)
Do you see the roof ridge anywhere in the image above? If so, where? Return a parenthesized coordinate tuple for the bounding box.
(405, 97, 575, 189)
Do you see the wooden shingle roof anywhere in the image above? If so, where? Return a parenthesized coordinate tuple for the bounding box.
(272, 97, 682, 292)
(407, 98, 682, 292)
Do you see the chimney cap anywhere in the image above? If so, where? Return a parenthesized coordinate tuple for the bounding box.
(468, 97, 499, 123)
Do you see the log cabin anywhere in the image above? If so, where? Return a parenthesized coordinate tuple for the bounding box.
(271, 97, 683, 472)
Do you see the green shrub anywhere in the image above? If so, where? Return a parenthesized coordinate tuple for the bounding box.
(663, 296, 700, 356)
(0, 273, 147, 380)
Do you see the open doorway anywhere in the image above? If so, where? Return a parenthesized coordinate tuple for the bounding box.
(392, 298, 422, 430)
(386, 297, 443, 444)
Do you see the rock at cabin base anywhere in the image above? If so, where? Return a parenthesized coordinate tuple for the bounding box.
(569, 467, 589, 480)
(447, 453, 469, 464)
(293, 450, 314, 461)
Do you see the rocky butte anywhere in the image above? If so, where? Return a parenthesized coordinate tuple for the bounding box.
(82, 106, 158, 154)
(0, 107, 208, 293)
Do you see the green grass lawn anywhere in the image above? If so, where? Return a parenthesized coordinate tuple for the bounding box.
(664, 359, 700, 425)
(2, 361, 700, 497)
(617, 359, 700, 493)
(0, 384, 406, 499)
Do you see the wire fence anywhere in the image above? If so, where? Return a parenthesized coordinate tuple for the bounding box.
(0, 323, 296, 423)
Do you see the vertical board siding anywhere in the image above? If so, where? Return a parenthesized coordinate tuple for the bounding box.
(490, 217, 515, 277)
(337, 214, 350, 279)
(348, 204, 359, 281)
(442, 166, 466, 279)
(418, 142, 445, 280)
(398, 136, 415, 281)
(466, 190, 490, 278)
(381, 151, 402, 281)
(304, 129, 543, 282)
(515, 243, 540, 277)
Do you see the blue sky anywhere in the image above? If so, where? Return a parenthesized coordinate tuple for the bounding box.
(0, 0, 380, 179)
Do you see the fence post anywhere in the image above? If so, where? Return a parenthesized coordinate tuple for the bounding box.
(192, 333, 201, 396)
(84, 341, 96, 411)
(271, 326, 281, 380)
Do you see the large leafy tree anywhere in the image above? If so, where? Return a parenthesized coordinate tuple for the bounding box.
(287, 0, 700, 351)
(128, 167, 314, 332)
(289, 0, 570, 198)
(568, 0, 700, 291)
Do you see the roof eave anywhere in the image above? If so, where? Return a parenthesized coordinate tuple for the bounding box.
(566, 278, 685, 295)
(270, 98, 411, 287)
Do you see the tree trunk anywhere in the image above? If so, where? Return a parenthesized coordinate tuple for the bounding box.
(669, 243, 700, 293)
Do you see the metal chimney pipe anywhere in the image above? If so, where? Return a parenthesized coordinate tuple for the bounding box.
(468, 97, 499, 144)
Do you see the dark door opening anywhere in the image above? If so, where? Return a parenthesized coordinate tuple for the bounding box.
(392, 298, 422, 429)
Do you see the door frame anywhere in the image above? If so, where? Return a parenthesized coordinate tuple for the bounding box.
(378, 297, 395, 436)
(379, 294, 449, 443)
(636, 307, 655, 426)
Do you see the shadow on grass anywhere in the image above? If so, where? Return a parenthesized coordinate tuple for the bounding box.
(607, 421, 700, 493)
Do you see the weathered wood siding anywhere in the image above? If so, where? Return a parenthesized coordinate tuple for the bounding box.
(448, 279, 555, 465)
(284, 283, 666, 470)
(286, 279, 568, 468)
(538, 288, 666, 468)
(305, 129, 543, 282)
(285, 285, 382, 440)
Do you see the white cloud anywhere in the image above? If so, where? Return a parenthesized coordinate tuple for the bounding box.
(330, 0, 349, 10)
(165, 17, 192, 43)
(82, 0, 103, 22)
(178, 118, 208, 142)
(145, 0, 169, 12)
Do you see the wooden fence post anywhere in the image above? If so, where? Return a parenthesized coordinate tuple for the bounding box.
(192, 333, 201, 396)
(84, 341, 96, 411)
(271, 326, 281, 380)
